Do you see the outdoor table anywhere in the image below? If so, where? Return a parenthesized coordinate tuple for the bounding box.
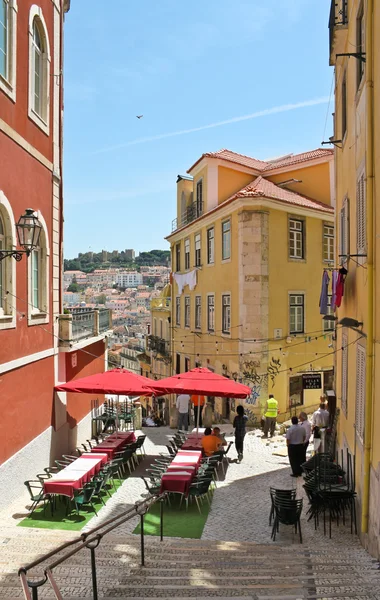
(192, 427, 206, 434)
(171, 450, 202, 468)
(43, 453, 108, 498)
(167, 464, 196, 473)
(160, 472, 194, 496)
(91, 431, 136, 459)
(182, 435, 203, 451)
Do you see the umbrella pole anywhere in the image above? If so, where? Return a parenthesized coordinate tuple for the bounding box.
(196, 395, 200, 440)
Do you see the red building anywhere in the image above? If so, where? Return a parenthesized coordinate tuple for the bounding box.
(0, 1, 111, 504)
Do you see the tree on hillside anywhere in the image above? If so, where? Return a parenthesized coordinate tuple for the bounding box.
(67, 275, 79, 293)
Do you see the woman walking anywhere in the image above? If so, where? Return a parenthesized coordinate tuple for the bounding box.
(233, 405, 248, 463)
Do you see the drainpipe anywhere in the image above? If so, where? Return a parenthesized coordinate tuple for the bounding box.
(361, 0, 374, 534)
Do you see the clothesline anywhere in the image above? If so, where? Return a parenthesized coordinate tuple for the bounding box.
(319, 267, 348, 315)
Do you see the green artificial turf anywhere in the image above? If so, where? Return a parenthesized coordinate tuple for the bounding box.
(18, 478, 124, 531)
(133, 492, 212, 539)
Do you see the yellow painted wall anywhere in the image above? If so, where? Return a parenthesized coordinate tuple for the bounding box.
(268, 162, 332, 206)
(217, 166, 255, 204)
(176, 179, 193, 224)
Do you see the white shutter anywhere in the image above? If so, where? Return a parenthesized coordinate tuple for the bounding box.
(355, 344, 366, 441)
(341, 332, 348, 416)
(339, 198, 349, 261)
(356, 173, 366, 255)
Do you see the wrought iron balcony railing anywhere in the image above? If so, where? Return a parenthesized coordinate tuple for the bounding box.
(148, 335, 170, 356)
(329, 0, 348, 57)
(172, 200, 204, 232)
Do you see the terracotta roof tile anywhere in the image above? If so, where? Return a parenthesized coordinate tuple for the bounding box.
(226, 176, 333, 214)
(187, 147, 333, 174)
(263, 148, 333, 171)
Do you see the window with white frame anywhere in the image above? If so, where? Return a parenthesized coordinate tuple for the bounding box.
(289, 218, 304, 259)
(356, 344, 366, 441)
(339, 198, 350, 262)
(175, 296, 180, 326)
(207, 295, 215, 332)
(0, 0, 16, 99)
(184, 238, 190, 270)
(28, 214, 49, 324)
(341, 331, 348, 416)
(195, 296, 201, 329)
(323, 295, 335, 332)
(207, 227, 214, 264)
(194, 233, 201, 267)
(323, 224, 334, 262)
(0, 194, 16, 327)
(222, 294, 231, 333)
(222, 219, 231, 260)
(175, 243, 181, 272)
(289, 294, 304, 334)
(0, 214, 4, 311)
(184, 296, 190, 328)
(28, 7, 50, 131)
(356, 171, 366, 255)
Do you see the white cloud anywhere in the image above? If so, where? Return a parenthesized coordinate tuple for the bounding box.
(91, 97, 330, 155)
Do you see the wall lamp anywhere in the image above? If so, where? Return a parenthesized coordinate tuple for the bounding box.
(0, 209, 42, 262)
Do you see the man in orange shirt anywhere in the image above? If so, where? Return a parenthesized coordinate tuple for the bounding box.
(191, 395, 206, 427)
(201, 427, 222, 456)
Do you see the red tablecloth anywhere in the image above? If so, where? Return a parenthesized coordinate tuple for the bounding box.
(160, 450, 202, 496)
(44, 453, 108, 498)
(91, 432, 136, 459)
(182, 434, 203, 451)
(160, 472, 193, 496)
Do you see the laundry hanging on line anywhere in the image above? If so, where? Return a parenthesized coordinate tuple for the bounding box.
(319, 267, 348, 313)
(173, 270, 197, 294)
(319, 270, 330, 315)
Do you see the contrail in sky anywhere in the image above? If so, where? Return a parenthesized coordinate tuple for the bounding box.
(92, 97, 330, 155)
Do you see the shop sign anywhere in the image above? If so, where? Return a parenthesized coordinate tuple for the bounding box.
(302, 373, 321, 389)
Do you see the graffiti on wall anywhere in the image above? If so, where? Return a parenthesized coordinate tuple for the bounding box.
(246, 384, 261, 405)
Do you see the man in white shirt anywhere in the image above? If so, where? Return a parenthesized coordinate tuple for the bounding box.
(176, 394, 190, 431)
(312, 403, 330, 453)
(299, 412, 311, 465)
(286, 416, 306, 477)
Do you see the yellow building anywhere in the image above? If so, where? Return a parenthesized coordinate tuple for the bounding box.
(167, 148, 335, 424)
(329, 0, 380, 556)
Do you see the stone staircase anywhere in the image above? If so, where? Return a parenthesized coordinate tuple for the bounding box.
(1, 532, 380, 599)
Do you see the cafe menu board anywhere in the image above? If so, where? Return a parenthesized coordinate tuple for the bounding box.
(302, 374, 322, 390)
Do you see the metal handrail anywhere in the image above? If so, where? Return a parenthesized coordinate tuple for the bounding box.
(19, 493, 166, 600)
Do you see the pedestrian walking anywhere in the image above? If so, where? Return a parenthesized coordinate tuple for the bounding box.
(312, 402, 330, 453)
(263, 394, 278, 438)
(233, 405, 248, 463)
(299, 412, 311, 465)
(191, 394, 206, 428)
(176, 393, 190, 431)
(286, 416, 306, 477)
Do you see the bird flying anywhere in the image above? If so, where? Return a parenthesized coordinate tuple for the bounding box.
(136, 115, 143, 119)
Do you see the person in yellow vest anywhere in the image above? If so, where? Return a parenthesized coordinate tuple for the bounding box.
(263, 394, 278, 438)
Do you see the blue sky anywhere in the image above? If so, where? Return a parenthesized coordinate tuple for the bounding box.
(63, 0, 334, 258)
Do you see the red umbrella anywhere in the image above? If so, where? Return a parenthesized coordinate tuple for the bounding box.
(145, 367, 250, 398)
(54, 368, 153, 396)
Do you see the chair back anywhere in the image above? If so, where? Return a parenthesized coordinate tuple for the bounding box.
(166, 445, 175, 456)
(24, 480, 43, 501)
(270, 487, 297, 503)
(274, 498, 303, 525)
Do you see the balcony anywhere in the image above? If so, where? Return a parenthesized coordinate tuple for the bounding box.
(329, 0, 348, 65)
(150, 297, 171, 311)
(58, 308, 113, 348)
(171, 200, 204, 232)
(148, 335, 170, 357)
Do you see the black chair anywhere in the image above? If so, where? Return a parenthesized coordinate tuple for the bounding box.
(271, 498, 303, 543)
(24, 480, 52, 515)
(136, 435, 147, 457)
(166, 445, 176, 457)
(269, 487, 297, 525)
(72, 485, 98, 516)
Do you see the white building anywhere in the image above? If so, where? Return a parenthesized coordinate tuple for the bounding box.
(116, 271, 143, 288)
(63, 292, 81, 305)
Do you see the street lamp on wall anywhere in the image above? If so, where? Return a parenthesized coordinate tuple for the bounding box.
(0, 209, 42, 262)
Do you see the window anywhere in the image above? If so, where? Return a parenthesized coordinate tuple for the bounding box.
(175, 243, 181, 272)
(357, 171, 366, 255)
(28, 8, 50, 132)
(0, 0, 8, 80)
(356, 5, 365, 88)
(207, 295, 215, 332)
(195, 296, 201, 329)
(339, 198, 350, 261)
(207, 227, 214, 264)
(323, 295, 335, 332)
(31, 249, 40, 309)
(289, 218, 304, 259)
(153, 318, 157, 336)
(0, 214, 4, 310)
(222, 220, 231, 260)
(0, 0, 16, 99)
(196, 179, 203, 216)
(159, 319, 163, 339)
(176, 353, 181, 374)
(184, 296, 190, 328)
(289, 294, 304, 334)
(175, 296, 180, 326)
(28, 212, 49, 325)
(184, 238, 190, 270)
(184, 357, 190, 372)
(222, 294, 231, 334)
(356, 344, 366, 441)
(194, 233, 201, 267)
(341, 331, 348, 416)
(323, 224, 334, 262)
(342, 73, 347, 139)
